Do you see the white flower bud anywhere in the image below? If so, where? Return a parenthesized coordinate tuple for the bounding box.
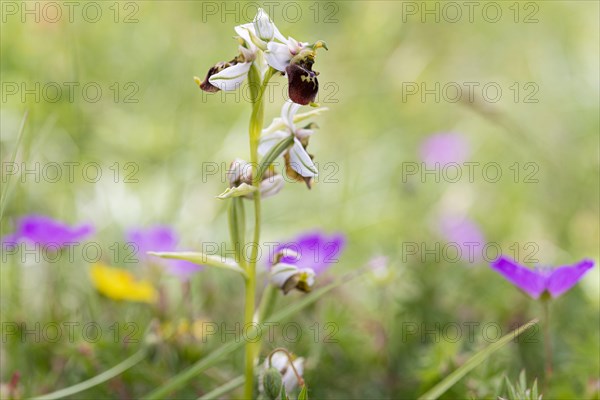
(253, 8, 275, 41)
(262, 353, 305, 393)
(259, 174, 285, 199)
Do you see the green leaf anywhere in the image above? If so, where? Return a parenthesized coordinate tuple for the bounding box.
(280, 386, 289, 400)
(417, 319, 539, 400)
(228, 197, 246, 269)
(531, 379, 539, 400)
(217, 183, 256, 199)
(505, 375, 518, 399)
(298, 384, 308, 400)
(148, 251, 247, 279)
(256, 134, 294, 181)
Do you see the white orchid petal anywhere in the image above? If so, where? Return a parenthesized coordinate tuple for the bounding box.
(234, 23, 257, 52)
(258, 130, 288, 156)
(295, 129, 314, 140)
(281, 100, 300, 130)
(282, 357, 305, 392)
(273, 23, 287, 43)
(262, 107, 328, 135)
(208, 62, 251, 91)
(289, 138, 318, 177)
(265, 42, 291, 72)
(270, 263, 298, 289)
(286, 36, 299, 53)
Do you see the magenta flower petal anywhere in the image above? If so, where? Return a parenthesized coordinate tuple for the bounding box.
(420, 132, 470, 167)
(545, 259, 595, 298)
(490, 256, 546, 299)
(273, 231, 346, 275)
(126, 225, 179, 262)
(8, 215, 94, 248)
(126, 225, 201, 277)
(438, 216, 485, 263)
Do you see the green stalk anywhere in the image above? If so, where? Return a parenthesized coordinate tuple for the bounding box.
(543, 299, 553, 380)
(244, 65, 275, 399)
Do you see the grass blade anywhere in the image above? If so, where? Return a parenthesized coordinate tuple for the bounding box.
(197, 375, 245, 400)
(31, 348, 147, 400)
(0, 109, 28, 222)
(418, 318, 539, 400)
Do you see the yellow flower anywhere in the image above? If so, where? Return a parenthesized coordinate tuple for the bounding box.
(90, 263, 157, 303)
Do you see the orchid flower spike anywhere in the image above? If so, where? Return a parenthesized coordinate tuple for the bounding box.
(195, 7, 327, 105)
(490, 256, 595, 299)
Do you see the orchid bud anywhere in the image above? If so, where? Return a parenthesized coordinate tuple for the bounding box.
(262, 367, 283, 400)
(263, 352, 305, 393)
(227, 159, 252, 187)
(259, 174, 285, 198)
(254, 8, 275, 41)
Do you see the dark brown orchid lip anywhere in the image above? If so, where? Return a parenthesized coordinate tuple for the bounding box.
(281, 273, 312, 294)
(286, 61, 319, 106)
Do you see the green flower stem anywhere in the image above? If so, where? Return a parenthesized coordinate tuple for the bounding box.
(543, 299, 553, 380)
(257, 283, 279, 322)
(244, 65, 275, 399)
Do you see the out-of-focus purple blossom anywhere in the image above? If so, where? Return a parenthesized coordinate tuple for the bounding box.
(126, 225, 201, 278)
(269, 231, 346, 294)
(490, 256, 595, 299)
(420, 132, 470, 167)
(438, 215, 485, 263)
(2, 215, 94, 248)
(272, 231, 346, 274)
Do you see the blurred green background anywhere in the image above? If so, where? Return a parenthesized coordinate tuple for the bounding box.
(1, 1, 598, 398)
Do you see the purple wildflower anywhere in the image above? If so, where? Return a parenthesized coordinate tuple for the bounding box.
(420, 132, 470, 167)
(490, 256, 595, 299)
(269, 231, 346, 294)
(126, 225, 201, 277)
(2, 215, 94, 248)
(438, 215, 485, 263)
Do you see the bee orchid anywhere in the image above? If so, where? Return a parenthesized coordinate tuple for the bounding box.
(196, 8, 326, 106)
(269, 231, 345, 294)
(265, 37, 326, 105)
(259, 100, 325, 188)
